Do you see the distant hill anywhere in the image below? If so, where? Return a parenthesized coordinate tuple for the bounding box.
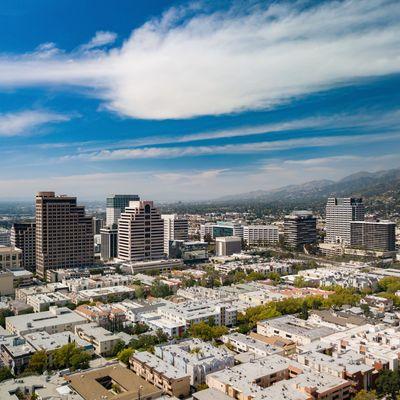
(216, 168, 400, 216)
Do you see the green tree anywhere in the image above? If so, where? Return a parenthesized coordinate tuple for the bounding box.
(135, 286, 146, 299)
(111, 340, 125, 357)
(150, 281, 173, 298)
(70, 351, 91, 371)
(0, 367, 13, 382)
(353, 390, 377, 400)
(117, 348, 134, 365)
(53, 343, 91, 371)
(188, 322, 228, 341)
(376, 370, 400, 400)
(27, 350, 48, 374)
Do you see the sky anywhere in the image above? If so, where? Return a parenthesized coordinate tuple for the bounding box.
(0, 0, 400, 201)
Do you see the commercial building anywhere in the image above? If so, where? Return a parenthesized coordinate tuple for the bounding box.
(162, 214, 189, 255)
(106, 194, 140, 227)
(130, 351, 191, 397)
(5, 306, 88, 336)
(0, 271, 14, 296)
(325, 197, 365, 245)
(11, 222, 36, 271)
(92, 217, 104, 235)
(200, 222, 243, 241)
(121, 258, 184, 274)
(169, 240, 209, 263)
(0, 246, 22, 270)
(0, 230, 11, 246)
(350, 220, 396, 252)
(118, 200, 164, 262)
(215, 236, 242, 256)
(100, 226, 118, 261)
(242, 225, 279, 246)
(35, 191, 94, 279)
(284, 211, 317, 249)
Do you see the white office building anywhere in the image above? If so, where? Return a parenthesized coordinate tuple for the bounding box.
(162, 214, 189, 255)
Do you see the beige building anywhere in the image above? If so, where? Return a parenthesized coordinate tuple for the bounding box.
(35, 191, 94, 279)
(118, 200, 164, 262)
(0, 246, 22, 270)
(11, 222, 36, 271)
(162, 214, 189, 255)
(130, 351, 191, 397)
(0, 271, 14, 296)
(215, 236, 242, 256)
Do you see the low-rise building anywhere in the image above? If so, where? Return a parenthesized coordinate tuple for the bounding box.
(26, 291, 71, 312)
(0, 336, 35, 375)
(130, 351, 191, 397)
(215, 237, 242, 257)
(0, 246, 22, 270)
(0, 271, 14, 296)
(243, 225, 279, 246)
(68, 285, 135, 304)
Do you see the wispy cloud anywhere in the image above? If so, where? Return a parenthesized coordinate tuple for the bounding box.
(67, 132, 400, 161)
(0, 110, 70, 137)
(80, 31, 117, 51)
(0, 0, 399, 119)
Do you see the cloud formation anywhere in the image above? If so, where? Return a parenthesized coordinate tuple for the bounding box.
(0, 0, 399, 119)
(0, 110, 70, 137)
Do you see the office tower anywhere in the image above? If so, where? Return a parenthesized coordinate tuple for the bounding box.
(243, 225, 279, 246)
(215, 236, 242, 256)
(0, 230, 11, 246)
(350, 220, 396, 252)
(100, 226, 118, 261)
(92, 217, 104, 235)
(325, 197, 365, 245)
(200, 222, 243, 241)
(106, 194, 140, 227)
(117, 200, 164, 262)
(11, 222, 36, 271)
(284, 211, 317, 249)
(161, 214, 189, 255)
(35, 191, 94, 279)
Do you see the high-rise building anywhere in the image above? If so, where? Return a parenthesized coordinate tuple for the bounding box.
(284, 211, 317, 249)
(106, 194, 140, 227)
(161, 214, 189, 255)
(325, 197, 365, 245)
(0, 230, 11, 246)
(117, 200, 164, 262)
(11, 222, 36, 271)
(35, 191, 94, 279)
(100, 226, 118, 261)
(350, 220, 396, 252)
(243, 225, 279, 246)
(92, 217, 104, 235)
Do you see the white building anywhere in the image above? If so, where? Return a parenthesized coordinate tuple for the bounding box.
(243, 225, 279, 246)
(162, 214, 189, 255)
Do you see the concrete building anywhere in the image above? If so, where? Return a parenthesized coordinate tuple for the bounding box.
(35, 191, 94, 279)
(11, 222, 36, 271)
(75, 323, 121, 356)
(5, 306, 88, 336)
(118, 200, 164, 262)
(100, 226, 118, 261)
(0, 246, 22, 270)
(200, 222, 243, 241)
(0, 271, 14, 296)
(350, 220, 396, 252)
(215, 236, 242, 256)
(284, 211, 317, 249)
(130, 351, 191, 397)
(169, 240, 209, 263)
(242, 225, 279, 246)
(0, 336, 35, 375)
(106, 194, 140, 227)
(325, 197, 365, 245)
(0, 230, 11, 246)
(155, 339, 235, 385)
(26, 291, 71, 312)
(162, 214, 189, 255)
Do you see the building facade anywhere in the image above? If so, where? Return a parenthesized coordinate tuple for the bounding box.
(106, 194, 140, 227)
(100, 226, 118, 261)
(350, 220, 396, 252)
(118, 200, 164, 262)
(243, 225, 279, 246)
(162, 214, 189, 255)
(284, 211, 317, 249)
(215, 236, 242, 256)
(35, 191, 94, 279)
(11, 222, 36, 271)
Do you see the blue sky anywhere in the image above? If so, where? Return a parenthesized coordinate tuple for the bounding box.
(0, 0, 400, 201)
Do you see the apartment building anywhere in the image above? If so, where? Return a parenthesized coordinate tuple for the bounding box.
(5, 306, 88, 336)
(284, 211, 317, 249)
(35, 191, 94, 279)
(26, 292, 71, 312)
(325, 197, 365, 245)
(118, 200, 164, 262)
(162, 214, 189, 255)
(0, 336, 35, 375)
(243, 225, 279, 246)
(11, 222, 36, 271)
(130, 351, 191, 397)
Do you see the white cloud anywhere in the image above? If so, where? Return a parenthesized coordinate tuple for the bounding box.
(69, 132, 400, 161)
(0, 0, 399, 119)
(81, 31, 117, 50)
(0, 110, 70, 137)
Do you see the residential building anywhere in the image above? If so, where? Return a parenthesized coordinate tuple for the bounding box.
(26, 291, 71, 312)
(121, 258, 184, 274)
(106, 194, 140, 227)
(0, 336, 35, 375)
(155, 339, 235, 385)
(130, 351, 191, 397)
(284, 211, 317, 249)
(215, 236, 242, 256)
(308, 310, 368, 331)
(5, 306, 88, 336)
(100, 226, 118, 261)
(0, 271, 14, 296)
(75, 323, 122, 356)
(118, 200, 164, 262)
(350, 220, 396, 252)
(162, 214, 189, 255)
(68, 285, 135, 304)
(243, 225, 279, 246)
(325, 197, 365, 245)
(0, 246, 22, 270)
(11, 222, 36, 271)
(35, 191, 94, 279)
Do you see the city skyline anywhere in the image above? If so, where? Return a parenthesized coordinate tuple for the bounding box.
(1, 0, 400, 200)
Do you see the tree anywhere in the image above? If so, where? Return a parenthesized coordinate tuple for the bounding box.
(117, 348, 133, 365)
(53, 343, 91, 371)
(353, 390, 377, 400)
(0, 309, 13, 328)
(376, 370, 400, 400)
(150, 281, 172, 298)
(70, 351, 91, 371)
(111, 340, 125, 357)
(27, 350, 48, 374)
(0, 367, 13, 382)
(135, 286, 146, 299)
(188, 322, 228, 341)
